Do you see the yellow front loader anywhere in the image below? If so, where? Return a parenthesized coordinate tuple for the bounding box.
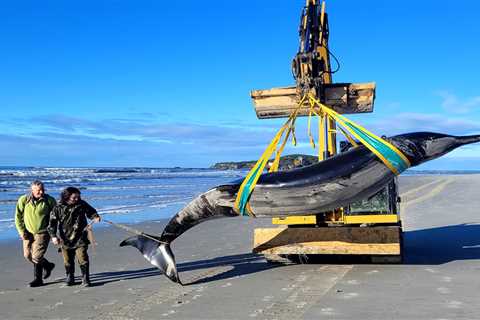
(250, 0, 403, 263)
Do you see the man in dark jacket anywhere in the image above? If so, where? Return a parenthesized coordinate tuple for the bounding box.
(15, 180, 56, 287)
(48, 187, 100, 287)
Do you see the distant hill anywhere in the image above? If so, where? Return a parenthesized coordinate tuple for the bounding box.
(211, 154, 319, 171)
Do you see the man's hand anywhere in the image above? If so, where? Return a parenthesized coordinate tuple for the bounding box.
(52, 237, 60, 245)
(20, 232, 31, 240)
(93, 216, 101, 223)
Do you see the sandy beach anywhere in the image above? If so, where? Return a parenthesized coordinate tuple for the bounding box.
(1, 175, 480, 319)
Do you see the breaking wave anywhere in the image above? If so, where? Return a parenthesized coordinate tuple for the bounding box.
(0, 166, 240, 240)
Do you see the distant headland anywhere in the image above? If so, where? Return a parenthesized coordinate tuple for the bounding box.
(211, 154, 318, 171)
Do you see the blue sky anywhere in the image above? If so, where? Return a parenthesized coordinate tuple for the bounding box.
(1, 0, 479, 169)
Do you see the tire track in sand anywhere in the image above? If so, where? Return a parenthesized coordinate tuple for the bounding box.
(401, 177, 453, 211)
(400, 178, 446, 199)
(249, 265, 352, 319)
(96, 266, 233, 320)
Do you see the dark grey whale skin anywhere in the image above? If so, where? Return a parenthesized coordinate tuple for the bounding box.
(120, 132, 480, 284)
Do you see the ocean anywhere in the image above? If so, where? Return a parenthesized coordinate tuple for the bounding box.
(0, 167, 244, 241)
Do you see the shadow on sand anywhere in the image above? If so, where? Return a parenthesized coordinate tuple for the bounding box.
(87, 267, 161, 286)
(87, 223, 480, 286)
(87, 253, 276, 286)
(177, 253, 280, 285)
(404, 223, 480, 264)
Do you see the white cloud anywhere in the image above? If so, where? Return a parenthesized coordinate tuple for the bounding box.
(437, 91, 480, 114)
(365, 112, 480, 137)
(4, 108, 480, 167)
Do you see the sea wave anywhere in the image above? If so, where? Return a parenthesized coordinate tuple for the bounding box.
(0, 167, 242, 177)
(0, 182, 197, 193)
(97, 199, 187, 215)
(98, 208, 143, 215)
(83, 184, 204, 191)
(0, 188, 195, 207)
(0, 170, 241, 191)
(94, 169, 140, 173)
(0, 199, 17, 204)
(0, 167, 236, 239)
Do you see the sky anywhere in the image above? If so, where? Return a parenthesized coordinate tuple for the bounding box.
(0, 0, 479, 169)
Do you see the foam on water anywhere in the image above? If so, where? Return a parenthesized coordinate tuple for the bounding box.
(0, 166, 241, 241)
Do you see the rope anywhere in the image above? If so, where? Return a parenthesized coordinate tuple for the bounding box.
(86, 222, 96, 255)
(102, 219, 168, 245)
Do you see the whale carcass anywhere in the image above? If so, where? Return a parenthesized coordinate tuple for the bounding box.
(120, 132, 480, 284)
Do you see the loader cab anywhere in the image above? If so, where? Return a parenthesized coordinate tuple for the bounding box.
(339, 140, 401, 225)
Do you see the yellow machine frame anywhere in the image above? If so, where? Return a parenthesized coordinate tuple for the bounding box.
(272, 214, 399, 226)
(271, 0, 399, 228)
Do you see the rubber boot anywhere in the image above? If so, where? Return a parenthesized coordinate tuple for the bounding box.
(65, 265, 75, 286)
(80, 264, 91, 287)
(42, 259, 55, 279)
(29, 263, 44, 287)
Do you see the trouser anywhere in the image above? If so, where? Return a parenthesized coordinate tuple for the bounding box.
(23, 232, 50, 264)
(61, 246, 89, 268)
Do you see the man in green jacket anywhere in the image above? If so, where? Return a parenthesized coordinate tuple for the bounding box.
(15, 180, 56, 287)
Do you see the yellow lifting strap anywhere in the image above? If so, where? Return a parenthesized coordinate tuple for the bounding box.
(307, 95, 411, 174)
(234, 94, 411, 216)
(234, 96, 306, 216)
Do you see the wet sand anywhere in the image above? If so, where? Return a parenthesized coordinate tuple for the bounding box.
(1, 175, 480, 319)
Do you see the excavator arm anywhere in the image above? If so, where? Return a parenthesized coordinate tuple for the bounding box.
(292, 0, 333, 98)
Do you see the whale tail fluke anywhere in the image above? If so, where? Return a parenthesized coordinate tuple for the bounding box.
(120, 234, 181, 285)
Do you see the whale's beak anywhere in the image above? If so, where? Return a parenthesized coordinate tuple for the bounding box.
(456, 135, 480, 146)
